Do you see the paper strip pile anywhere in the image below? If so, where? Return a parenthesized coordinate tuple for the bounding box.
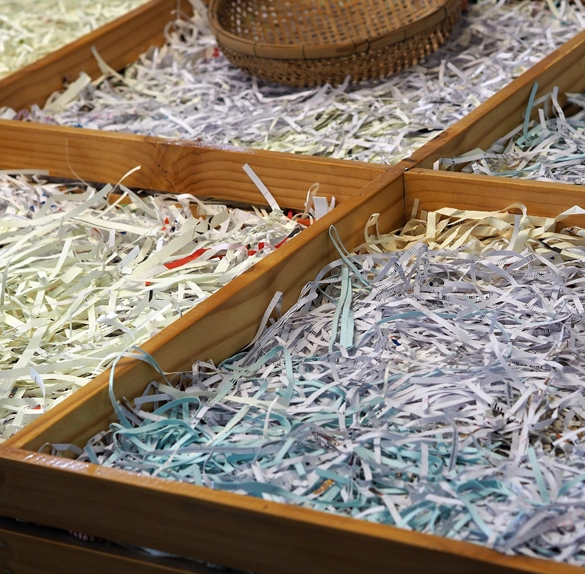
(0, 172, 304, 439)
(77, 203, 585, 564)
(0, 0, 149, 79)
(12, 0, 585, 164)
(437, 85, 585, 184)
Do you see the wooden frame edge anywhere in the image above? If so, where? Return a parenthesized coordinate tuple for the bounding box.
(404, 169, 585, 227)
(0, 517, 222, 574)
(0, 120, 387, 209)
(0, 445, 576, 574)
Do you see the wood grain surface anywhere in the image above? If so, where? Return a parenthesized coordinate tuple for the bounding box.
(0, 120, 386, 209)
(405, 168, 585, 229)
(0, 517, 227, 574)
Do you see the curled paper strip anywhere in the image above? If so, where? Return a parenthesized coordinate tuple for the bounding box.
(0, 0, 149, 79)
(0, 172, 307, 439)
(14, 1, 585, 163)
(437, 85, 585, 184)
(77, 203, 585, 564)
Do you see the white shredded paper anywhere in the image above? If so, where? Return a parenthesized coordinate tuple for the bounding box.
(12, 0, 585, 164)
(0, 171, 312, 439)
(0, 0, 150, 79)
(75, 203, 585, 565)
(437, 85, 585, 184)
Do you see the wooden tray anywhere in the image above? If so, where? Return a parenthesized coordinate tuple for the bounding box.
(0, 106, 385, 574)
(0, 120, 385, 208)
(3, 162, 585, 574)
(0, 167, 585, 574)
(1, 7, 585, 574)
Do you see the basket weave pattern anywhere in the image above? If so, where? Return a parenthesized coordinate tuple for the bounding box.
(209, 0, 461, 87)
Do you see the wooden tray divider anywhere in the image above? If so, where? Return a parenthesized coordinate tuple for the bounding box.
(0, 120, 387, 209)
(404, 168, 585, 229)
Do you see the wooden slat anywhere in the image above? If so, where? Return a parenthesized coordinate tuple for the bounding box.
(0, 444, 578, 574)
(0, 120, 386, 209)
(0, 0, 193, 111)
(408, 28, 585, 169)
(0, 517, 228, 574)
(404, 168, 585, 229)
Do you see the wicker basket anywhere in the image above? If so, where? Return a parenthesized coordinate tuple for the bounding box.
(208, 0, 462, 87)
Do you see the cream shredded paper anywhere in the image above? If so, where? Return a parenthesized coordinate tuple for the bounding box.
(0, 0, 149, 78)
(0, 170, 310, 439)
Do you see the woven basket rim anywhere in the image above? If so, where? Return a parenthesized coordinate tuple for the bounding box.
(208, 0, 461, 61)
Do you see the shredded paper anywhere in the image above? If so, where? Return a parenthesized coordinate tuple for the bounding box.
(0, 170, 310, 439)
(74, 203, 585, 565)
(9, 0, 585, 164)
(0, 0, 149, 79)
(437, 84, 585, 184)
